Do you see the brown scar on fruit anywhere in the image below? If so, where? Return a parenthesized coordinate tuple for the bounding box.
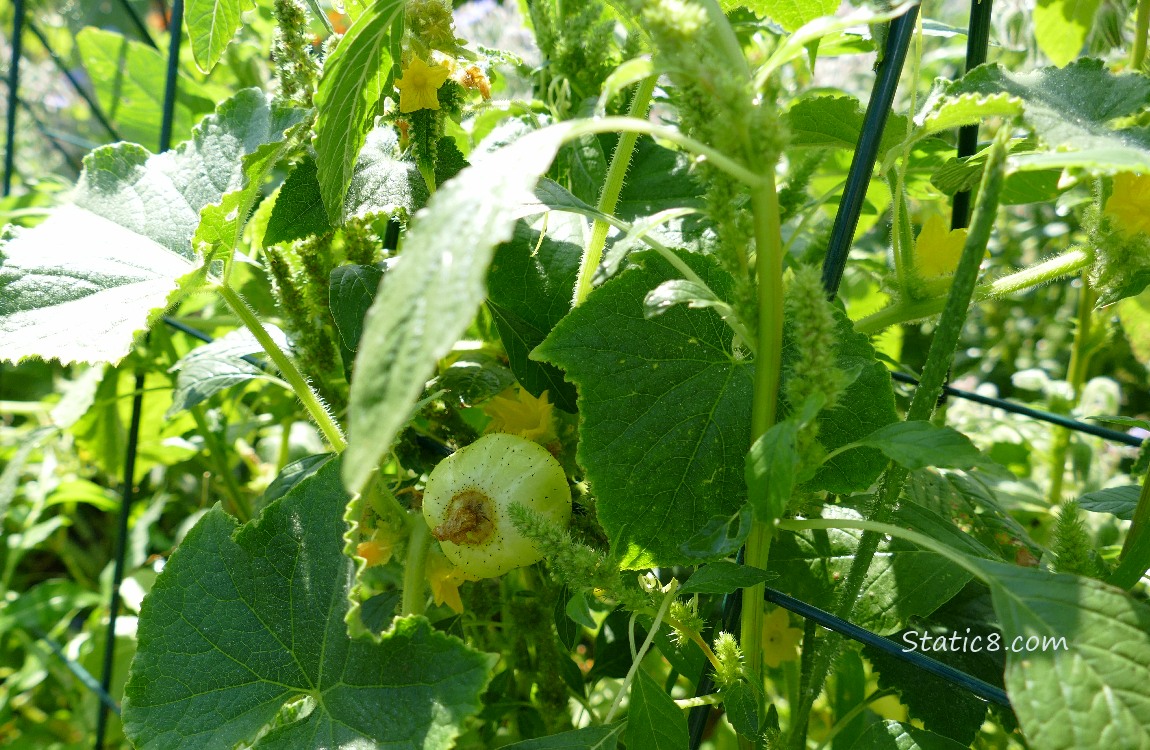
(433, 488, 496, 545)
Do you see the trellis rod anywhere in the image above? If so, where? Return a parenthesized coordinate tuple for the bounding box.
(3, 0, 26, 196)
(94, 2, 184, 747)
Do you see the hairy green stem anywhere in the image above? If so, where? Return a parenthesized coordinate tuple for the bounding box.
(216, 283, 347, 452)
(855, 247, 1092, 334)
(573, 75, 657, 306)
(401, 516, 432, 616)
(740, 172, 785, 705)
(1135, 0, 1150, 71)
(788, 130, 1008, 747)
(1047, 274, 1094, 505)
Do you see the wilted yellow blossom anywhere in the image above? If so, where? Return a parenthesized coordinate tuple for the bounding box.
(913, 214, 968, 278)
(396, 56, 449, 113)
(426, 549, 466, 613)
(762, 607, 803, 668)
(484, 388, 557, 443)
(1105, 172, 1150, 238)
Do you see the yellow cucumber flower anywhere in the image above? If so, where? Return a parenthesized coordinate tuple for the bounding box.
(1105, 172, 1150, 238)
(483, 388, 557, 444)
(913, 214, 968, 278)
(426, 548, 466, 613)
(396, 56, 449, 113)
(761, 606, 803, 668)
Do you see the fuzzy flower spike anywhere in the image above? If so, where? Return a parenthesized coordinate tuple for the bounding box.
(396, 56, 449, 113)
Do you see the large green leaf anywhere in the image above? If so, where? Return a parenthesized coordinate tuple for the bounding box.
(343, 124, 574, 493)
(535, 251, 754, 568)
(969, 559, 1150, 750)
(486, 215, 582, 413)
(77, 27, 216, 148)
(723, 0, 838, 31)
(313, 0, 403, 222)
(0, 90, 300, 365)
(920, 59, 1150, 173)
(626, 670, 688, 750)
(122, 458, 493, 749)
(186, 0, 251, 72)
(1034, 0, 1100, 67)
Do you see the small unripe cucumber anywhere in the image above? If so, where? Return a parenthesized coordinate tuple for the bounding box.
(422, 433, 571, 580)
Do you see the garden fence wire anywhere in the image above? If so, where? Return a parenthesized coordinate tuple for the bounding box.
(0, 2, 1144, 749)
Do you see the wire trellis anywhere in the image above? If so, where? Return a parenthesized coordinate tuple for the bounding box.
(1, 1, 1145, 749)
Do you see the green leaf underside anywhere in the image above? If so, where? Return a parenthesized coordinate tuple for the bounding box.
(856, 421, 981, 471)
(486, 215, 582, 413)
(847, 721, 969, 750)
(501, 723, 625, 749)
(0, 90, 300, 365)
(122, 458, 492, 749)
(679, 560, 775, 595)
(77, 28, 216, 148)
(923, 59, 1150, 173)
(1078, 485, 1140, 520)
(626, 670, 688, 750)
(314, 0, 403, 222)
(166, 325, 287, 418)
(344, 123, 577, 493)
(968, 559, 1150, 750)
(535, 251, 753, 569)
(772, 507, 972, 634)
(186, 0, 251, 72)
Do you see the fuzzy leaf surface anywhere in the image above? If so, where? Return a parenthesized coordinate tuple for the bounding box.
(535, 251, 753, 568)
(122, 458, 492, 749)
(970, 559, 1150, 750)
(0, 90, 299, 364)
(921, 60, 1150, 173)
(344, 124, 575, 493)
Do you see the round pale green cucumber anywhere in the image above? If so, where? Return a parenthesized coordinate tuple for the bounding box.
(422, 432, 571, 580)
